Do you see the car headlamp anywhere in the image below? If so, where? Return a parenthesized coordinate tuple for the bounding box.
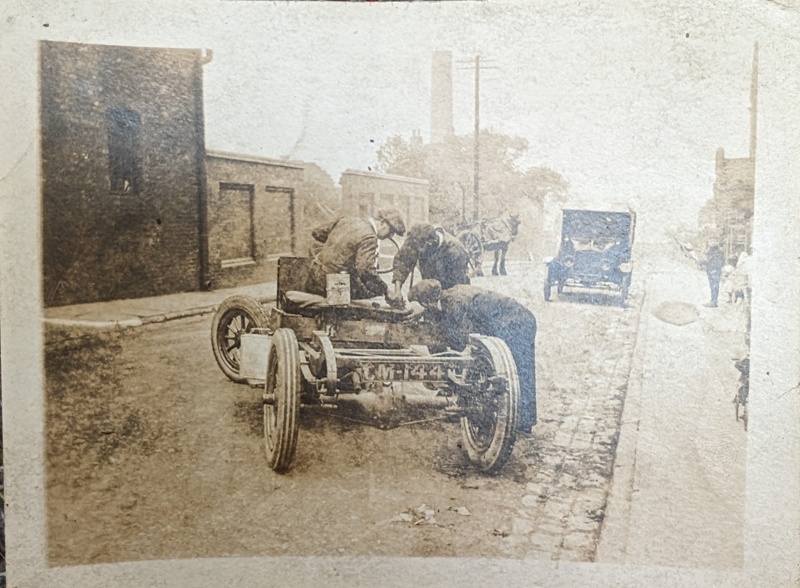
(563, 256, 575, 268)
(600, 260, 612, 272)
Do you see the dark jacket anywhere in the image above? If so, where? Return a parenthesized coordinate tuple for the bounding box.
(437, 285, 538, 429)
(305, 216, 387, 299)
(393, 228, 470, 290)
(703, 245, 725, 275)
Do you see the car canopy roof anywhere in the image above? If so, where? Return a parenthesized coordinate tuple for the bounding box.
(561, 208, 636, 243)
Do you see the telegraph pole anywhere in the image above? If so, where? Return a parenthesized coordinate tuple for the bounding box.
(473, 55, 481, 222)
(749, 41, 759, 161)
(459, 55, 497, 223)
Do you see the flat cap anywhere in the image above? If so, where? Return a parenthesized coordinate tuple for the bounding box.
(376, 207, 406, 237)
(406, 222, 437, 244)
(408, 279, 442, 306)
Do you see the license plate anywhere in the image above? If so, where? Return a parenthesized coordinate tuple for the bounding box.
(361, 362, 446, 382)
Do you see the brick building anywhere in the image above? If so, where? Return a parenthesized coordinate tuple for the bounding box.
(698, 147, 754, 258)
(205, 151, 304, 289)
(40, 41, 212, 306)
(339, 169, 429, 230)
(697, 43, 757, 260)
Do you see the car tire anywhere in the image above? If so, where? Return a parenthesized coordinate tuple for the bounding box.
(211, 295, 271, 383)
(460, 335, 520, 474)
(620, 276, 631, 306)
(263, 328, 301, 473)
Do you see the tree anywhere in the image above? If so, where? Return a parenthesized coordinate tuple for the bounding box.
(521, 167, 569, 205)
(376, 132, 568, 232)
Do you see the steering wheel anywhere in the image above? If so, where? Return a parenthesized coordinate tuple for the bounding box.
(377, 236, 401, 275)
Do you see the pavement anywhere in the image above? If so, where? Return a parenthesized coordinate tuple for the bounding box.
(597, 258, 750, 569)
(40, 260, 528, 330)
(43, 281, 278, 330)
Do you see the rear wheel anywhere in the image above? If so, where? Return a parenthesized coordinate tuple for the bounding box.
(264, 328, 301, 473)
(211, 295, 270, 383)
(620, 275, 631, 306)
(460, 335, 520, 474)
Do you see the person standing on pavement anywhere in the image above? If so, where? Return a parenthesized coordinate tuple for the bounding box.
(390, 223, 471, 304)
(408, 279, 538, 435)
(731, 248, 751, 303)
(305, 208, 406, 306)
(701, 242, 726, 308)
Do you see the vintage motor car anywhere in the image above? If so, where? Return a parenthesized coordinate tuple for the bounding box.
(543, 207, 636, 304)
(210, 257, 529, 475)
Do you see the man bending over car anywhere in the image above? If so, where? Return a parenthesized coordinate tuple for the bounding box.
(409, 279, 538, 435)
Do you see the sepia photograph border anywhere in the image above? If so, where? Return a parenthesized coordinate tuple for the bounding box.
(1, 0, 799, 586)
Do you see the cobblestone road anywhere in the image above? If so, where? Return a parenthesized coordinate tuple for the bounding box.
(492, 265, 642, 561)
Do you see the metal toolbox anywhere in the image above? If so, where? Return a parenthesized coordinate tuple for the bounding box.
(239, 330, 272, 382)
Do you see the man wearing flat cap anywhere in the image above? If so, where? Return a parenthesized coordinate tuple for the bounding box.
(391, 223, 471, 305)
(305, 207, 406, 306)
(409, 279, 538, 435)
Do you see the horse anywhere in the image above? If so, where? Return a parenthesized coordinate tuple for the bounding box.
(471, 213, 520, 276)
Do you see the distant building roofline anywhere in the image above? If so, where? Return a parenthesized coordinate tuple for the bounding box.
(41, 39, 209, 55)
(206, 149, 305, 170)
(340, 169, 429, 186)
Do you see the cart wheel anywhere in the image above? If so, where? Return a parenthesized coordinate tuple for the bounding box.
(263, 328, 300, 473)
(211, 295, 270, 383)
(458, 231, 484, 277)
(460, 335, 520, 474)
(620, 276, 630, 306)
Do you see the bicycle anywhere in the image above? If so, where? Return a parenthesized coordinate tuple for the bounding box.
(733, 358, 749, 431)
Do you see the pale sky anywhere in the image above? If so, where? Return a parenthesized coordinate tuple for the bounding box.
(2, 0, 796, 242)
(194, 2, 775, 241)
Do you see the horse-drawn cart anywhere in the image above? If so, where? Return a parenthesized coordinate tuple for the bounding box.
(455, 215, 520, 276)
(211, 257, 522, 474)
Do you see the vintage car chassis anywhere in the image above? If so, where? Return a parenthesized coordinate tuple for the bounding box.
(210, 258, 522, 475)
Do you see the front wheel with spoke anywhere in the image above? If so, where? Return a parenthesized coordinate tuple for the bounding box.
(460, 335, 520, 474)
(211, 295, 270, 383)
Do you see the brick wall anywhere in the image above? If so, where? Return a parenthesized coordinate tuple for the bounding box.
(340, 170, 429, 231)
(205, 152, 304, 289)
(40, 41, 207, 306)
